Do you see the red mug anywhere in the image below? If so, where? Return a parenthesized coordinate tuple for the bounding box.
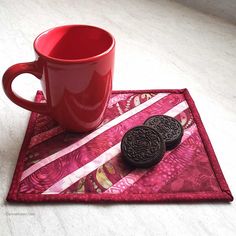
(2, 25, 115, 132)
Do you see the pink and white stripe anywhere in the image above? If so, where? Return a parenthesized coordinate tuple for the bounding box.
(20, 93, 169, 181)
(42, 99, 189, 194)
(107, 93, 133, 108)
(29, 126, 65, 148)
(42, 143, 121, 194)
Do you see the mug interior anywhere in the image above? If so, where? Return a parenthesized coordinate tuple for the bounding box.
(34, 25, 114, 61)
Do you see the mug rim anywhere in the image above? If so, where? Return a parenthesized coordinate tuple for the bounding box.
(33, 24, 115, 64)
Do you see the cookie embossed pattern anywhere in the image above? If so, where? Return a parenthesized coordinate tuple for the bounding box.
(121, 126, 166, 168)
(144, 115, 183, 150)
(6, 89, 233, 203)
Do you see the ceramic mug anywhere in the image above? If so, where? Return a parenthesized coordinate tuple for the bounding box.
(2, 25, 115, 132)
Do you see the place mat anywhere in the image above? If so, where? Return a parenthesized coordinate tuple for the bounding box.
(7, 89, 233, 203)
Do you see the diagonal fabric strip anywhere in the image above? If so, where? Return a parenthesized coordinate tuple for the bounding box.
(42, 100, 189, 194)
(20, 93, 169, 181)
(42, 143, 121, 194)
(29, 126, 65, 148)
(105, 124, 197, 193)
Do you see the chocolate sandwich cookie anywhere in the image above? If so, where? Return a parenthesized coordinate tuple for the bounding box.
(121, 126, 165, 168)
(144, 115, 183, 150)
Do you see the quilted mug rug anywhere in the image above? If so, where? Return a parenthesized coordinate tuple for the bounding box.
(7, 89, 233, 202)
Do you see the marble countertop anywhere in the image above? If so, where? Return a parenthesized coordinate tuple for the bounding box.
(0, 0, 236, 235)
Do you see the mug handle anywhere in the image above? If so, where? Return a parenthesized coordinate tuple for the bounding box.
(2, 61, 49, 114)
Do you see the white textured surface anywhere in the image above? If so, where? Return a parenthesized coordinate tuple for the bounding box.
(0, 0, 236, 235)
(176, 0, 236, 24)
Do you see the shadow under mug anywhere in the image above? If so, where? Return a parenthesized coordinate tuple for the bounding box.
(2, 25, 115, 132)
